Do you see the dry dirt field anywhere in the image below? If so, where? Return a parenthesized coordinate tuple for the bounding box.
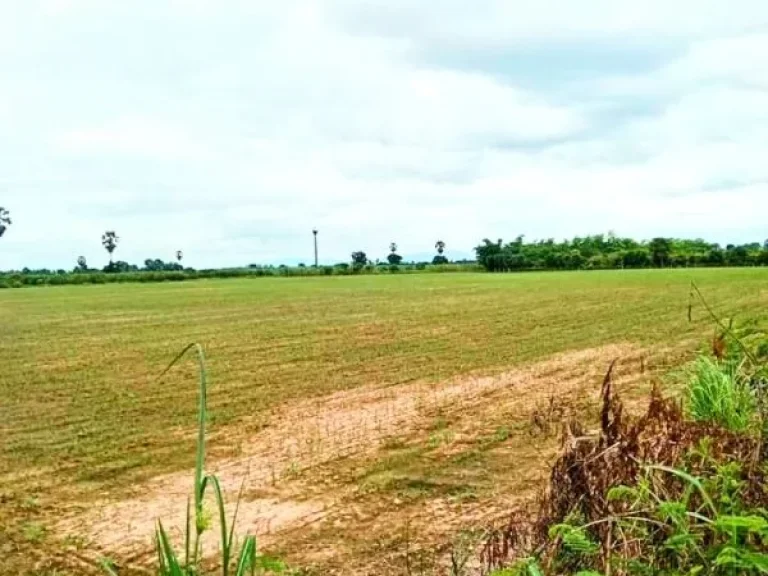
(2, 269, 767, 574)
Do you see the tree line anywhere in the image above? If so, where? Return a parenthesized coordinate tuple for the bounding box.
(3, 207, 768, 284)
(0, 215, 472, 287)
(475, 234, 768, 271)
(1, 210, 453, 274)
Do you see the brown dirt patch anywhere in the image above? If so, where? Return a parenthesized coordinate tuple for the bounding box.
(55, 343, 651, 572)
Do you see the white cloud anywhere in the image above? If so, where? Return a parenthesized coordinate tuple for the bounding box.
(54, 117, 205, 160)
(331, 0, 764, 43)
(1, 0, 768, 270)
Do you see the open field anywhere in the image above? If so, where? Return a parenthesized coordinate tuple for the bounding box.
(2, 269, 768, 574)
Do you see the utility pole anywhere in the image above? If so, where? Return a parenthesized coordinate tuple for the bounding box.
(313, 228, 318, 267)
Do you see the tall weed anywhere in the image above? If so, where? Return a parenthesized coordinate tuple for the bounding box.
(147, 344, 283, 576)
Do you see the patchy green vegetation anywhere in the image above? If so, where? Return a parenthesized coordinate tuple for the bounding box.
(0, 261, 481, 288)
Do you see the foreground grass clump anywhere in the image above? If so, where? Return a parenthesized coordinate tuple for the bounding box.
(684, 283, 768, 434)
(686, 355, 756, 432)
(483, 321, 768, 575)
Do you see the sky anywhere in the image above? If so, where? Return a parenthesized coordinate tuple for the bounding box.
(1, 0, 768, 270)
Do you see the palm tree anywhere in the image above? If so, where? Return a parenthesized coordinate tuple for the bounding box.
(433, 240, 448, 265)
(387, 242, 402, 265)
(0, 207, 11, 238)
(102, 231, 119, 263)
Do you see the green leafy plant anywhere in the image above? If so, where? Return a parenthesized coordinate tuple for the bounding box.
(491, 557, 544, 576)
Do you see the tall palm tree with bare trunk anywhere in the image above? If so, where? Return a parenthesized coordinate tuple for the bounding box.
(102, 231, 119, 263)
(387, 242, 403, 264)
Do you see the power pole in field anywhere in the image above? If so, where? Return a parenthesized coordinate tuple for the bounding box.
(313, 228, 318, 267)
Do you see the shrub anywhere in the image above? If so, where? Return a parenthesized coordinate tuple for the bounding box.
(1, 260, 480, 289)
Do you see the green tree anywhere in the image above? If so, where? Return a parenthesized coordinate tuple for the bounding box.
(145, 258, 162, 271)
(351, 251, 368, 268)
(104, 260, 137, 273)
(475, 238, 503, 271)
(433, 240, 448, 264)
(387, 242, 403, 265)
(725, 245, 749, 266)
(101, 231, 119, 263)
(0, 207, 11, 237)
(648, 237, 672, 267)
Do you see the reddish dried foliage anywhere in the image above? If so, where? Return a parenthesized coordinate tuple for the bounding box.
(481, 361, 767, 574)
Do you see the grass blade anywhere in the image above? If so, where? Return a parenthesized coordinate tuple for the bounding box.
(689, 281, 757, 365)
(234, 536, 257, 576)
(227, 475, 249, 556)
(184, 496, 191, 569)
(156, 342, 209, 568)
(156, 520, 184, 576)
(155, 342, 208, 516)
(207, 475, 231, 575)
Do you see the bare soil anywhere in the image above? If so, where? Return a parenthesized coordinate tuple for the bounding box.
(56, 343, 659, 574)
